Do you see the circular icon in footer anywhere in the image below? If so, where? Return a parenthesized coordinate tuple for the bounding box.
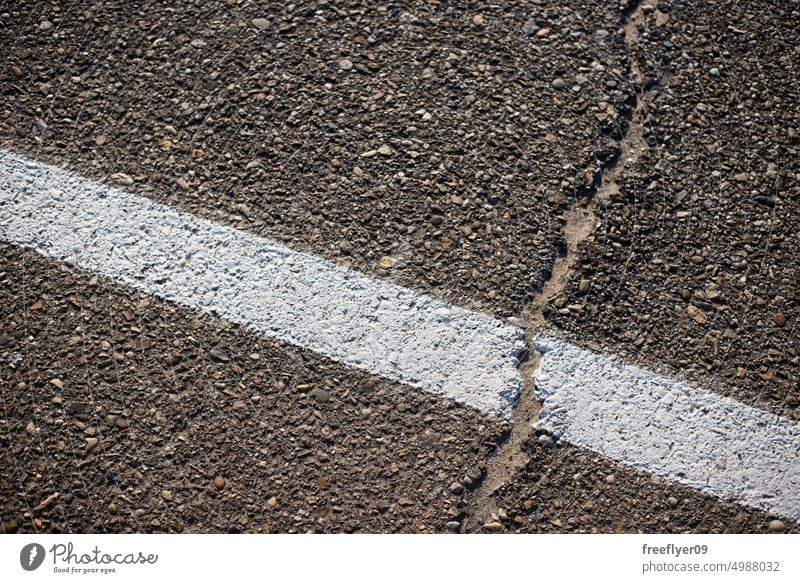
(20, 543, 46, 571)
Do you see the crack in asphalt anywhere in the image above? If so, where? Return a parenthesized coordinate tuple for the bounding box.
(462, 0, 659, 533)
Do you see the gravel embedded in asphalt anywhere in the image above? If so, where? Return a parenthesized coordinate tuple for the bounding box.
(0, 0, 635, 317)
(474, 436, 792, 534)
(544, 0, 800, 420)
(0, 244, 508, 533)
(1, 0, 797, 534)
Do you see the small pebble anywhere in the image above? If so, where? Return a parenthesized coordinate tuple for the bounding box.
(522, 18, 539, 35)
(309, 388, 330, 402)
(214, 476, 226, 490)
(687, 305, 708, 324)
(111, 173, 134, 186)
(768, 520, 785, 532)
(378, 256, 397, 269)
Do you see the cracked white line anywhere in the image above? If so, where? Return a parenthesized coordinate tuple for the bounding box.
(2, 149, 799, 522)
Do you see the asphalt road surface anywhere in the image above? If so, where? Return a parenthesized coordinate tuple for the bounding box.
(1, 0, 797, 534)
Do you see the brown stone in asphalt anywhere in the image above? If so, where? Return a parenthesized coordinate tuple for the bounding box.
(545, 0, 800, 421)
(0, 0, 635, 318)
(0, 245, 506, 533)
(470, 438, 790, 534)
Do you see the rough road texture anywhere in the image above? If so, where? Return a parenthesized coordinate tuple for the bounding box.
(1, 0, 797, 535)
(463, 0, 798, 533)
(546, 0, 800, 421)
(0, 244, 508, 533)
(478, 439, 782, 533)
(0, 0, 634, 317)
(0, 243, 782, 534)
(535, 336, 800, 521)
(0, 150, 526, 417)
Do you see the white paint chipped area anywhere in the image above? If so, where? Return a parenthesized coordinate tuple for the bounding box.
(535, 336, 800, 521)
(0, 150, 526, 416)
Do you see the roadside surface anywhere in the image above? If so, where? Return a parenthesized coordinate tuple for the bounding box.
(479, 437, 780, 534)
(1, 0, 797, 535)
(464, 0, 799, 533)
(0, 243, 508, 533)
(546, 0, 800, 420)
(0, 0, 633, 317)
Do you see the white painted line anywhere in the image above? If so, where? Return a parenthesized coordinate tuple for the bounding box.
(0, 150, 526, 416)
(4, 150, 800, 521)
(535, 335, 800, 521)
